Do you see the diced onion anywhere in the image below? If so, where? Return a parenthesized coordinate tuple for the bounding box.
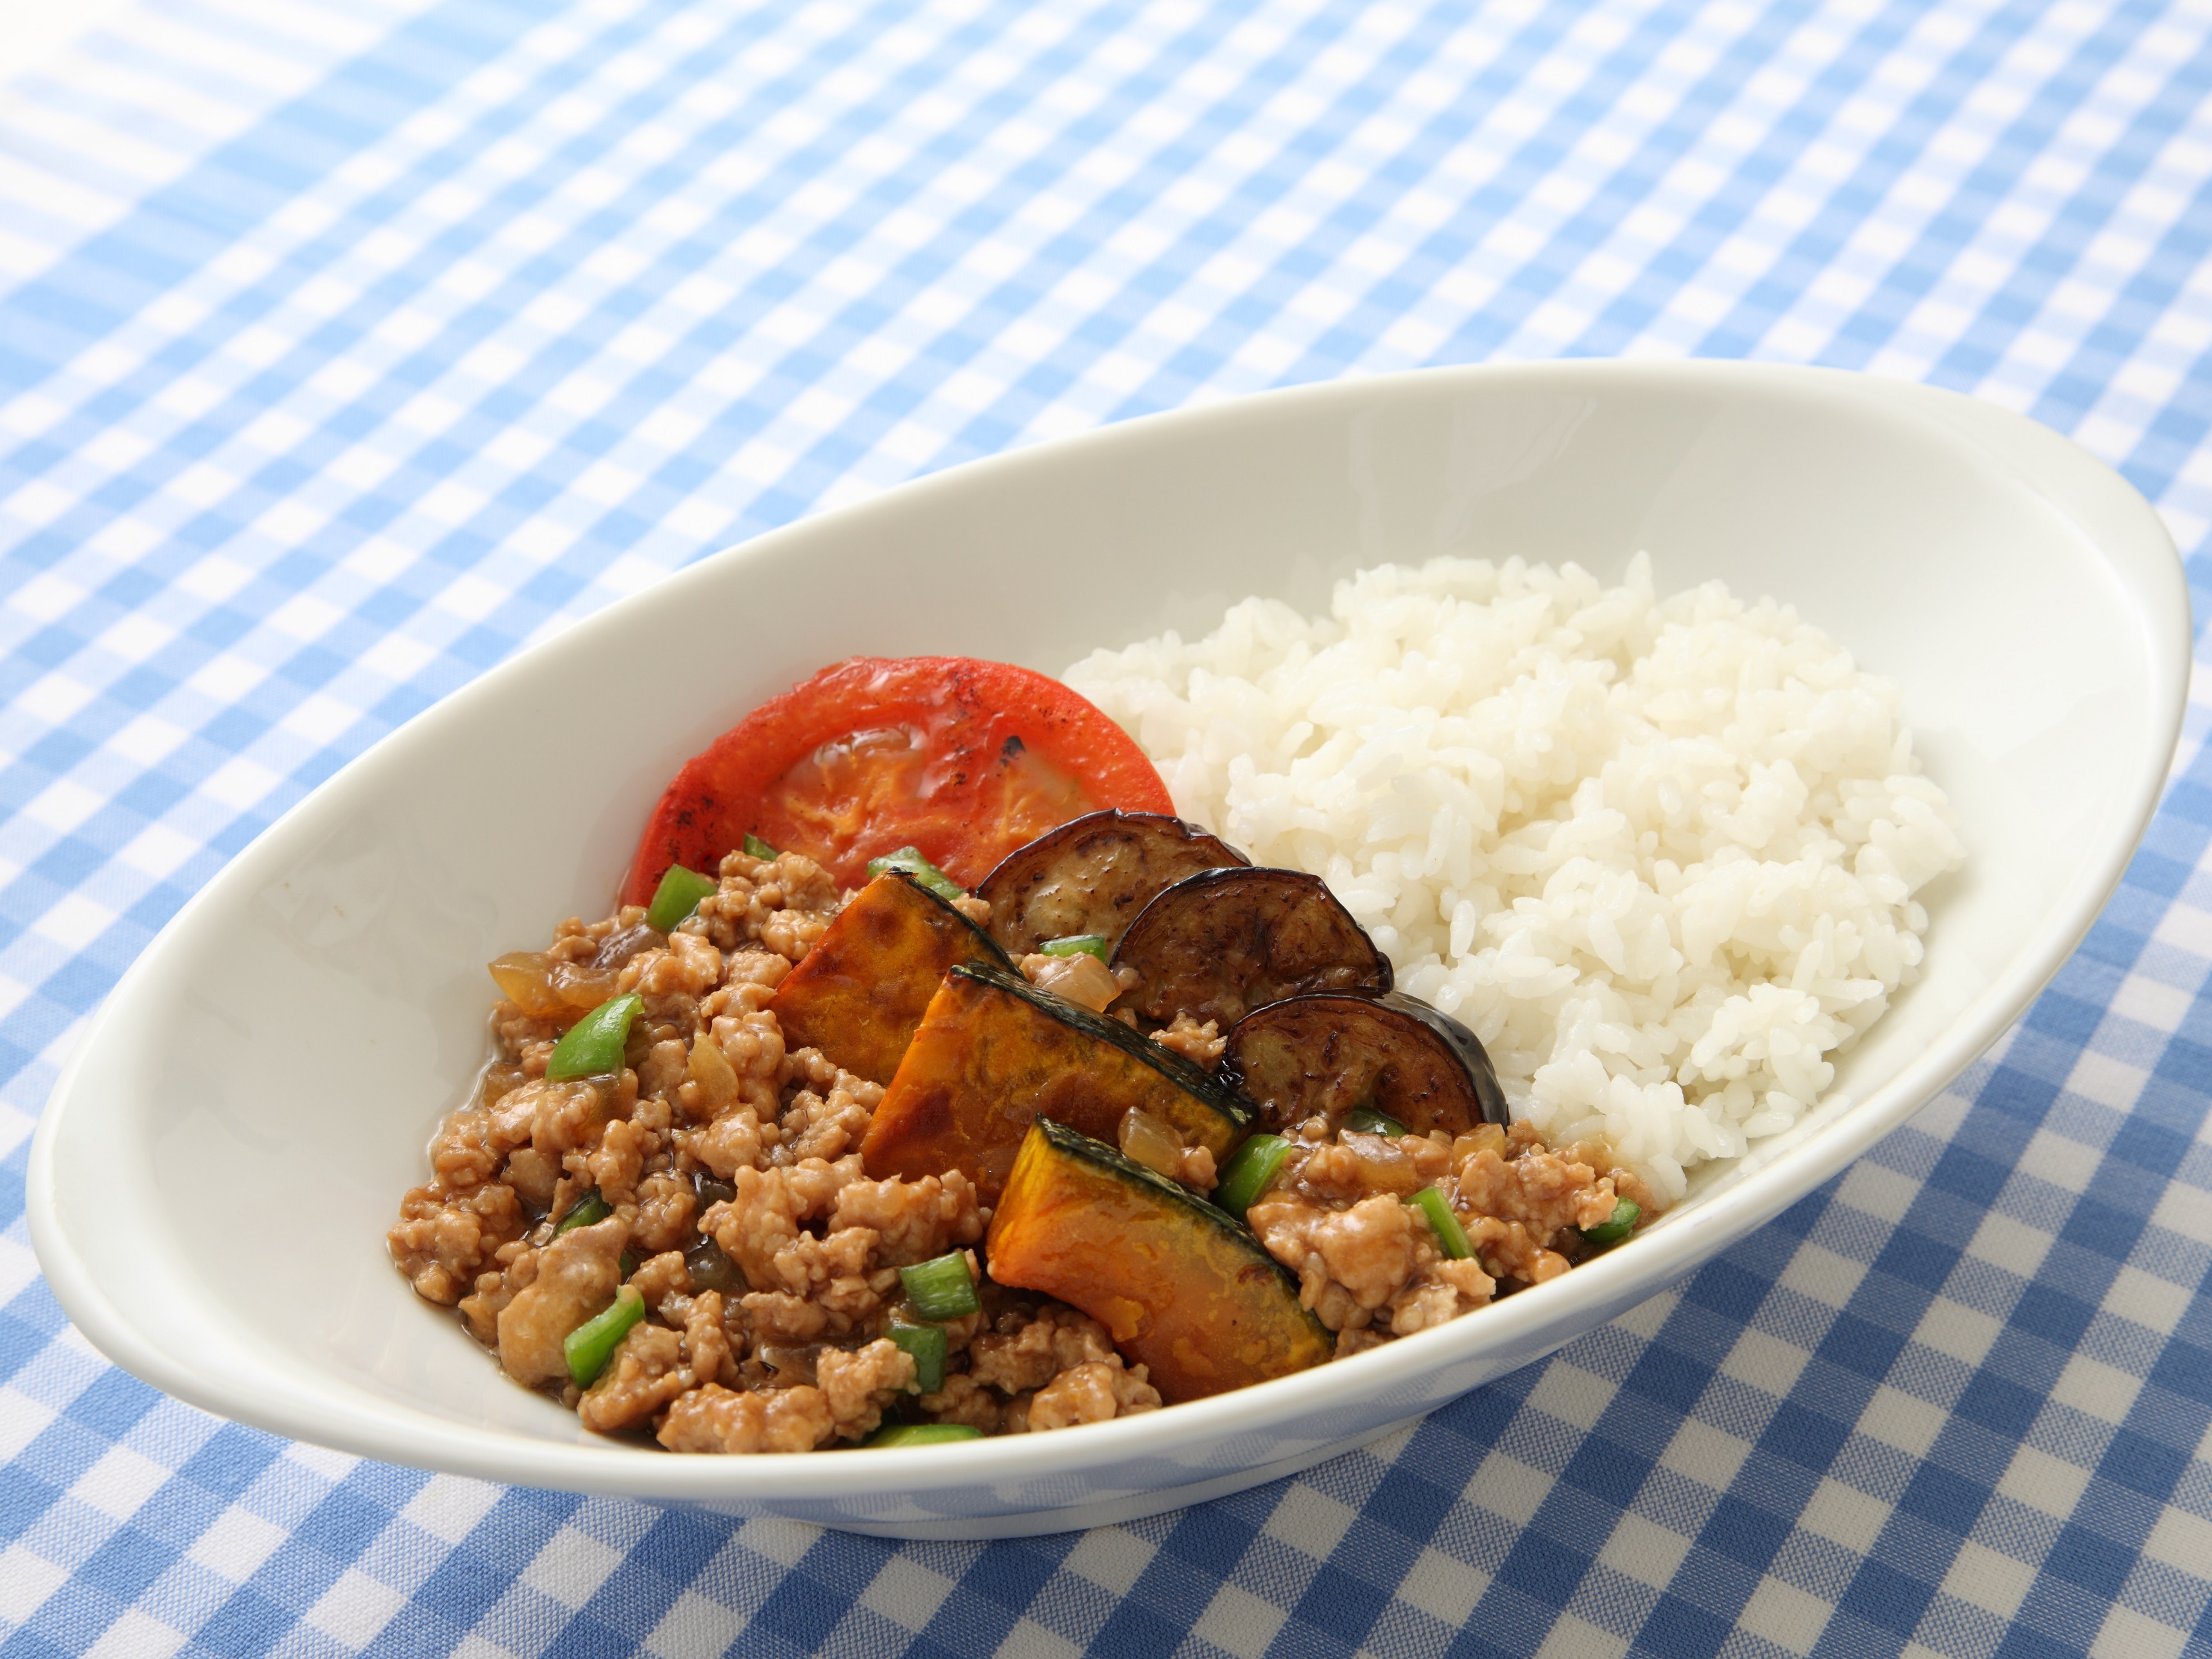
(1118, 1107, 1184, 1178)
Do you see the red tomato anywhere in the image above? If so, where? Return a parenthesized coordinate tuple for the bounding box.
(623, 656, 1173, 903)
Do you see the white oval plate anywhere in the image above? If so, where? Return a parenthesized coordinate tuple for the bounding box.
(28, 361, 2189, 1538)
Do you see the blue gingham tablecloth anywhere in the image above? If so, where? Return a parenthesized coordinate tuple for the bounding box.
(4, 1, 2212, 1654)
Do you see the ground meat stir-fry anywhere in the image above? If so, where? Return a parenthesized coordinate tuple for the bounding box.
(394, 846, 1653, 1452)
(1247, 1120, 1654, 1351)
(1150, 1012, 1226, 1070)
(391, 848, 1162, 1452)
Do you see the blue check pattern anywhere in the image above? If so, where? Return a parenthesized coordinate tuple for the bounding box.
(4, 1, 2212, 1654)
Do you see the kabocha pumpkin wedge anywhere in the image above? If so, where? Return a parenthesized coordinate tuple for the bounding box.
(986, 1118, 1333, 1402)
(767, 871, 1009, 1085)
(861, 962, 1249, 1200)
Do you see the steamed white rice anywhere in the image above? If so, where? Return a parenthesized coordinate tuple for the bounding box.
(1065, 554, 1964, 1204)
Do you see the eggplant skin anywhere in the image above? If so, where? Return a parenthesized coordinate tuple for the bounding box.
(975, 809, 1249, 959)
(1219, 990, 1509, 1136)
(1109, 866, 1391, 1030)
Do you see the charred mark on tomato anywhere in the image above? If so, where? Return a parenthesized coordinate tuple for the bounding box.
(623, 656, 1175, 901)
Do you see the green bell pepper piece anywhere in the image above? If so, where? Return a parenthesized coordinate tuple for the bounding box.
(563, 1286, 645, 1388)
(866, 1423, 982, 1448)
(1410, 1186, 1472, 1260)
(1214, 1133, 1291, 1222)
(547, 994, 642, 1080)
(1578, 1198, 1640, 1248)
(1038, 934, 1110, 961)
(888, 1320, 948, 1393)
(1344, 1105, 1409, 1138)
(899, 1251, 980, 1320)
(866, 845, 965, 905)
(646, 864, 718, 932)
(552, 1191, 611, 1237)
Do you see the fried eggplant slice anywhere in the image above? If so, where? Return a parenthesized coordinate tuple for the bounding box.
(975, 808, 1249, 959)
(767, 872, 1008, 1085)
(1109, 866, 1391, 1029)
(986, 1117, 1331, 1403)
(861, 961, 1249, 1201)
(1219, 990, 1509, 1136)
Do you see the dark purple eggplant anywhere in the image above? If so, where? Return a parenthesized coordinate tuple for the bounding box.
(976, 809, 1249, 959)
(1109, 866, 1390, 1029)
(1219, 990, 1508, 1136)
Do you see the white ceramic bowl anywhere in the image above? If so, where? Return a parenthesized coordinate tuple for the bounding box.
(29, 362, 2188, 1539)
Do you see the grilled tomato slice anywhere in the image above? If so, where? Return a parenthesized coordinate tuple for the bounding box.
(624, 656, 1171, 903)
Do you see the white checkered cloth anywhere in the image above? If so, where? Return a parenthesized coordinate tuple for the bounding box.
(5, 2, 2212, 1654)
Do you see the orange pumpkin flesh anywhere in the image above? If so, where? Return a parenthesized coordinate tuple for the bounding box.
(767, 873, 1007, 1085)
(986, 1118, 1331, 1403)
(860, 963, 1248, 1202)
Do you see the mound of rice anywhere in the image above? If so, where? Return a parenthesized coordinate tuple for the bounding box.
(1065, 554, 1964, 1204)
